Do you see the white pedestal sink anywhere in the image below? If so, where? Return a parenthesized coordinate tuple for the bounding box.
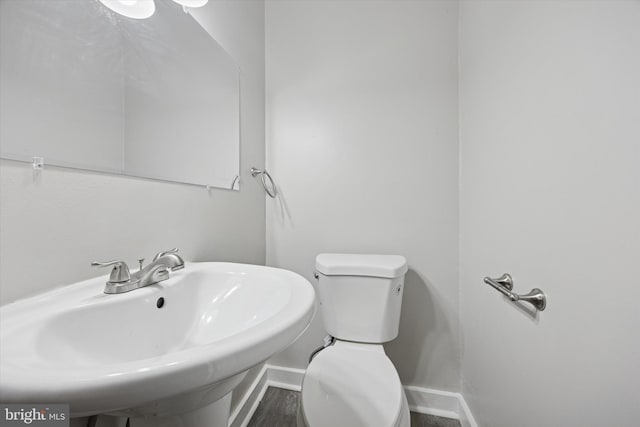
(0, 262, 316, 426)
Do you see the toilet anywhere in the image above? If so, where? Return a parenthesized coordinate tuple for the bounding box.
(298, 253, 410, 427)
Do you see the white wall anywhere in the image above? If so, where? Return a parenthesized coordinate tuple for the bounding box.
(266, 0, 460, 392)
(459, 1, 640, 426)
(0, 0, 266, 306)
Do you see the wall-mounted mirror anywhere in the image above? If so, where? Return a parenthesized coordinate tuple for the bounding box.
(0, 0, 240, 190)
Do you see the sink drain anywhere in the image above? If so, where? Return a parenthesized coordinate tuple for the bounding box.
(156, 297, 165, 309)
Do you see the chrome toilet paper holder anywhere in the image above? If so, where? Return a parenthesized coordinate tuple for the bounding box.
(483, 273, 546, 311)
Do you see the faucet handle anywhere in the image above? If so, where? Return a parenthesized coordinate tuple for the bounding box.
(91, 260, 132, 283)
(153, 248, 179, 262)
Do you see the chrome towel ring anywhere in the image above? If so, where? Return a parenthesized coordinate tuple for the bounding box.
(250, 167, 277, 198)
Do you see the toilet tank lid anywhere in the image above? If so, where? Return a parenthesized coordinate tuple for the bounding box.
(316, 254, 408, 278)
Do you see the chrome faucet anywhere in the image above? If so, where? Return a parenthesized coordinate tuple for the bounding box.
(151, 248, 185, 271)
(92, 248, 184, 294)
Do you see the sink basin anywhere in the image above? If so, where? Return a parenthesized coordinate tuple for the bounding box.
(0, 262, 315, 422)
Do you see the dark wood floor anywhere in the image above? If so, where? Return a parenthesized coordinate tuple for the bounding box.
(248, 387, 461, 427)
(248, 387, 299, 427)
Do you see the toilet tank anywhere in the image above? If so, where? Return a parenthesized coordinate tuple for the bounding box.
(315, 254, 408, 343)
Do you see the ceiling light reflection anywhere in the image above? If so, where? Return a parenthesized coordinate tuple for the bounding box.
(98, 0, 156, 19)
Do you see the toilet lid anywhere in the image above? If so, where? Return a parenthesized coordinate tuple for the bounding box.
(301, 342, 404, 427)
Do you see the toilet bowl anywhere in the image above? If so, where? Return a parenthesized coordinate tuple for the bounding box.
(298, 254, 410, 427)
(298, 341, 410, 427)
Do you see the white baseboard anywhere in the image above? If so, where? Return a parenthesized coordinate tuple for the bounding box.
(228, 364, 269, 427)
(228, 364, 305, 427)
(457, 393, 478, 427)
(263, 365, 306, 392)
(404, 385, 477, 427)
(229, 365, 477, 427)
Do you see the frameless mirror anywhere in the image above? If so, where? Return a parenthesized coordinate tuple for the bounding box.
(0, 0, 240, 190)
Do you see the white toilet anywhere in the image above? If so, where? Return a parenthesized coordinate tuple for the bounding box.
(298, 253, 410, 427)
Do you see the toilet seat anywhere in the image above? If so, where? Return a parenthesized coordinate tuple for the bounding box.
(301, 341, 406, 427)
